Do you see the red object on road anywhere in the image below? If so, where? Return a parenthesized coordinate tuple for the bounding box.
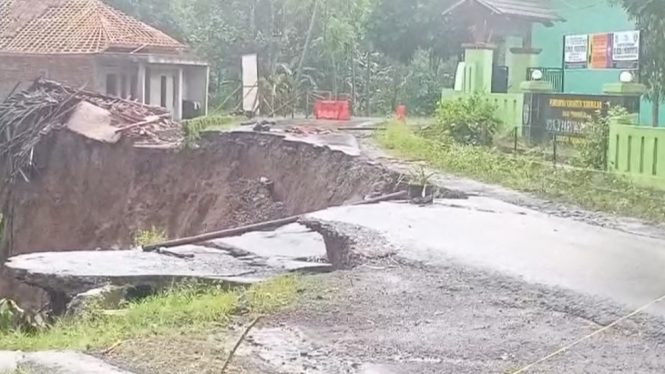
(314, 100, 350, 120)
(396, 105, 406, 121)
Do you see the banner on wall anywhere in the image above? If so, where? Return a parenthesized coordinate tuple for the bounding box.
(563, 34, 589, 69)
(563, 30, 641, 71)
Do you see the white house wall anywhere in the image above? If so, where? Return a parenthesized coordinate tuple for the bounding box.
(94, 57, 209, 121)
(183, 65, 208, 115)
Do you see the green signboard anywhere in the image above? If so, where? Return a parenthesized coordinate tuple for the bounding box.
(523, 93, 640, 144)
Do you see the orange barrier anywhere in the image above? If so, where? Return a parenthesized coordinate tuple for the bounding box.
(396, 105, 406, 121)
(314, 100, 350, 120)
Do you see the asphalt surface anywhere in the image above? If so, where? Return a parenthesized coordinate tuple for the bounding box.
(309, 199, 665, 316)
(265, 263, 665, 374)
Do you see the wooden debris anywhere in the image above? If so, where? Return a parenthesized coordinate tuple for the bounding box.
(0, 78, 182, 195)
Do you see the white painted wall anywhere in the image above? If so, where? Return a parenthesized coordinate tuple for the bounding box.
(148, 68, 173, 109)
(241, 54, 259, 114)
(183, 65, 208, 115)
(94, 59, 208, 121)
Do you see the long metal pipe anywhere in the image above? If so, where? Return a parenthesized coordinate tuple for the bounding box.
(143, 190, 407, 251)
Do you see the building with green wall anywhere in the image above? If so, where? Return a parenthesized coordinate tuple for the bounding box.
(532, 0, 664, 125)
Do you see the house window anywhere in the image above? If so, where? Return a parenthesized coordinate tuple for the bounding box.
(160, 75, 167, 108)
(106, 74, 118, 96)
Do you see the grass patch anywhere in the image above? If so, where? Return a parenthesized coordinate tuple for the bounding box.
(183, 114, 241, 145)
(376, 121, 665, 222)
(0, 277, 297, 352)
(133, 227, 167, 247)
(1, 368, 31, 374)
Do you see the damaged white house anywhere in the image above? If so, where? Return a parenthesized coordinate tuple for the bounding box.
(0, 0, 209, 120)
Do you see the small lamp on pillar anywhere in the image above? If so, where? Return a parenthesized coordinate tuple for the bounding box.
(519, 68, 553, 93)
(602, 71, 646, 96)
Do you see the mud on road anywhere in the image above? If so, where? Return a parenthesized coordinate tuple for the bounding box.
(268, 258, 665, 374)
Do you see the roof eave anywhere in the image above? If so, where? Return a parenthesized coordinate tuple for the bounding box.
(442, 0, 565, 25)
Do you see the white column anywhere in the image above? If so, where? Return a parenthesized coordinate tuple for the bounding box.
(203, 65, 210, 115)
(174, 68, 183, 120)
(137, 63, 146, 104)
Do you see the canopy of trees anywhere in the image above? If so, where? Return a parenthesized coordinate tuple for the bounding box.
(613, 0, 665, 125)
(105, 0, 468, 116)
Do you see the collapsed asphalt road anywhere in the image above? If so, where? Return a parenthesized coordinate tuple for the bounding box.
(6, 126, 665, 373)
(101, 198, 665, 374)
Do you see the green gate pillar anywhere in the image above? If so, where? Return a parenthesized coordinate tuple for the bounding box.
(507, 48, 541, 93)
(603, 80, 646, 125)
(462, 44, 496, 93)
(602, 82, 646, 97)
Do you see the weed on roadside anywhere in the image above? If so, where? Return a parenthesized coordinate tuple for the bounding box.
(1, 368, 31, 374)
(133, 227, 167, 247)
(375, 121, 665, 222)
(182, 114, 239, 146)
(0, 276, 297, 351)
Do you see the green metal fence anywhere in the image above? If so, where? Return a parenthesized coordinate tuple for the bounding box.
(527, 67, 564, 93)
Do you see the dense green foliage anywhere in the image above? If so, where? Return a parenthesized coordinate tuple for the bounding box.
(103, 0, 465, 116)
(578, 106, 630, 170)
(428, 94, 501, 146)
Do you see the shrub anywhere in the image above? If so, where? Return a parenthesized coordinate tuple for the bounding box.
(133, 227, 167, 247)
(428, 93, 501, 146)
(578, 106, 629, 170)
(182, 114, 237, 146)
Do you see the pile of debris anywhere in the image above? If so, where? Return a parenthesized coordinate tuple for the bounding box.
(0, 77, 180, 144)
(284, 126, 334, 136)
(0, 78, 181, 181)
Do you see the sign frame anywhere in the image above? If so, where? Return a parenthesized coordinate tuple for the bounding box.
(561, 30, 642, 72)
(523, 93, 641, 145)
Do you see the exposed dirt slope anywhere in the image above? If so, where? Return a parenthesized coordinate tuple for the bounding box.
(1, 130, 399, 307)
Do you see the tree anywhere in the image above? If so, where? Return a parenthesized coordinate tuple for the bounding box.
(366, 0, 465, 65)
(613, 0, 665, 125)
(102, 0, 466, 116)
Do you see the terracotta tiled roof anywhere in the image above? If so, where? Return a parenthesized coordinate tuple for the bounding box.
(0, 0, 187, 54)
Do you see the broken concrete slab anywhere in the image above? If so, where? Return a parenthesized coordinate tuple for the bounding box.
(5, 238, 331, 301)
(0, 351, 136, 374)
(209, 223, 327, 260)
(229, 127, 361, 156)
(0, 351, 22, 372)
(65, 101, 121, 144)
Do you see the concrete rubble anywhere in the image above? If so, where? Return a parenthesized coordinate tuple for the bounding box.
(4, 223, 333, 307)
